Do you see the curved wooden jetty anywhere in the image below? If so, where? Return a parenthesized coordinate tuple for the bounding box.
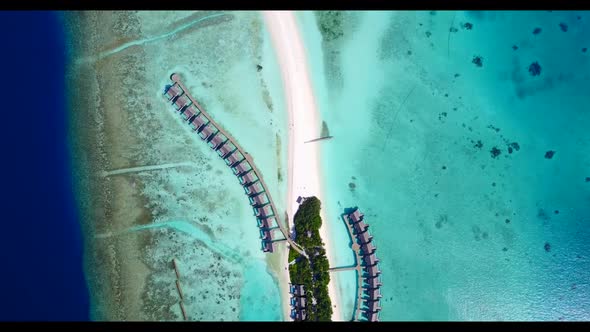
(164, 73, 307, 259)
(331, 208, 382, 322)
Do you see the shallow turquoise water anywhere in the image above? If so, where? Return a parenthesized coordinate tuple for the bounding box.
(239, 260, 283, 321)
(300, 11, 590, 321)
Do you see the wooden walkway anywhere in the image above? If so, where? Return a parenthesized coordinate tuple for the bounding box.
(168, 73, 308, 259)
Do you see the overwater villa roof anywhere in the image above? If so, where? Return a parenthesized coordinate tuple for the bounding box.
(251, 193, 269, 206)
(232, 160, 251, 174)
(354, 220, 369, 234)
(357, 231, 372, 244)
(366, 288, 382, 300)
(174, 95, 190, 110)
(199, 124, 216, 140)
(261, 229, 273, 241)
(217, 142, 235, 158)
(165, 84, 182, 100)
(240, 171, 258, 184)
(256, 205, 273, 218)
(361, 242, 376, 255)
(366, 276, 382, 289)
(209, 133, 227, 150)
(182, 106, 196, 121)
(185, 104, 200, 116)
(365, 311, 379, 322)
(190, 114, 207, 130)
(365, 264, 381, 277)
(263, 241, 275, 253)
(259, 217, 274, 229)
(363, 254, 379, 267)
(366, 300, 381, 313)
(350, 209, 364, 223)
(245, 182, 264, 196)
(226, 152, 245, 166)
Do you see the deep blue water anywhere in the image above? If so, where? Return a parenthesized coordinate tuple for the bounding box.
(0, 12, 90, 321)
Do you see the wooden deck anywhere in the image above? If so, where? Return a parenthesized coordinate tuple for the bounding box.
(167, 73, 308, 259)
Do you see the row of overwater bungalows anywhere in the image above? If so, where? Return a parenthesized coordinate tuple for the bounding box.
(164, 82, 277, 253)
(346, 208, 382, 322)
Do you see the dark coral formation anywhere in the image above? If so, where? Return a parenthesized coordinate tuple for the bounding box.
(533, 27, 542, 35)
(490, 146, 501, 158)
(512, 45, 519, 51)
(507, 142, 520, 154)
(545, 150, 555, 159)
(544, 242, 551, 252)
(529, 61, 542, 76)
(472, 55, 483, 68)
(462, 22, 473, 30)
(559, 22, 568, 32)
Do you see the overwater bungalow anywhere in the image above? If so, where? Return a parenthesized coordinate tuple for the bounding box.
(208, 132, 228, 151)
(198, 123, 218, 141)
(357, 231, 373, 244)
(353, 220, 369, 234)
(365, 276, 382, 289)
(350, 209, 364, 223)
(239, 171, 259, 185)
(361, 242, 376, 255)
(190, 113, 209, 132)
(255, 205, 274, 218)
(232, 159, 251, 175)
(226, 151, 245, 167)
(261, 228, 274, 241)
(173, 95, 191, 111)
(181, 104, 197, 122)
(250, 192, 269, 207)
(365, 288, 382, 301)
(245, 181, 264, 196)
(364, 264, 381, 277)
(363, 254, 379, 267)
(263, 241, 276, 253)
(258, 217, 275, 229)
(365, 300, 382, 313)
(217, 141, 236, 159)
(364, 311, 379, 322)
(165, 84, 183, 101)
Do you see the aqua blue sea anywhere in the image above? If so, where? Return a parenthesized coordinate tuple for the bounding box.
(0, 11, 90, 321)
(299, 10, 590, 320)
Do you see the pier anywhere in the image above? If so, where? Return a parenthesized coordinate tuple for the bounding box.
(164, 73, 307, 259)
(172, 258, 188, 321)
(329, 208, 382, 322)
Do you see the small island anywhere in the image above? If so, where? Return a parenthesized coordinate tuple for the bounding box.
(288, 196, 333, 321)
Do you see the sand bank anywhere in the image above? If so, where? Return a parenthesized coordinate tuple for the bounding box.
(263, 11, 343, 321)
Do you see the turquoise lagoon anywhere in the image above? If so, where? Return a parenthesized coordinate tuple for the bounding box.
(298, 11, 590, 320)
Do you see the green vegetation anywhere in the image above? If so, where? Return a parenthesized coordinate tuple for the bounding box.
(288, 197, 333, 321)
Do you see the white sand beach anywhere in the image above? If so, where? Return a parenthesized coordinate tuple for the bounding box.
(263, 11, 343, 321)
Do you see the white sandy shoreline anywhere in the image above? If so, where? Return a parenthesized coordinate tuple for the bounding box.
(263, 11, 344, 322)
